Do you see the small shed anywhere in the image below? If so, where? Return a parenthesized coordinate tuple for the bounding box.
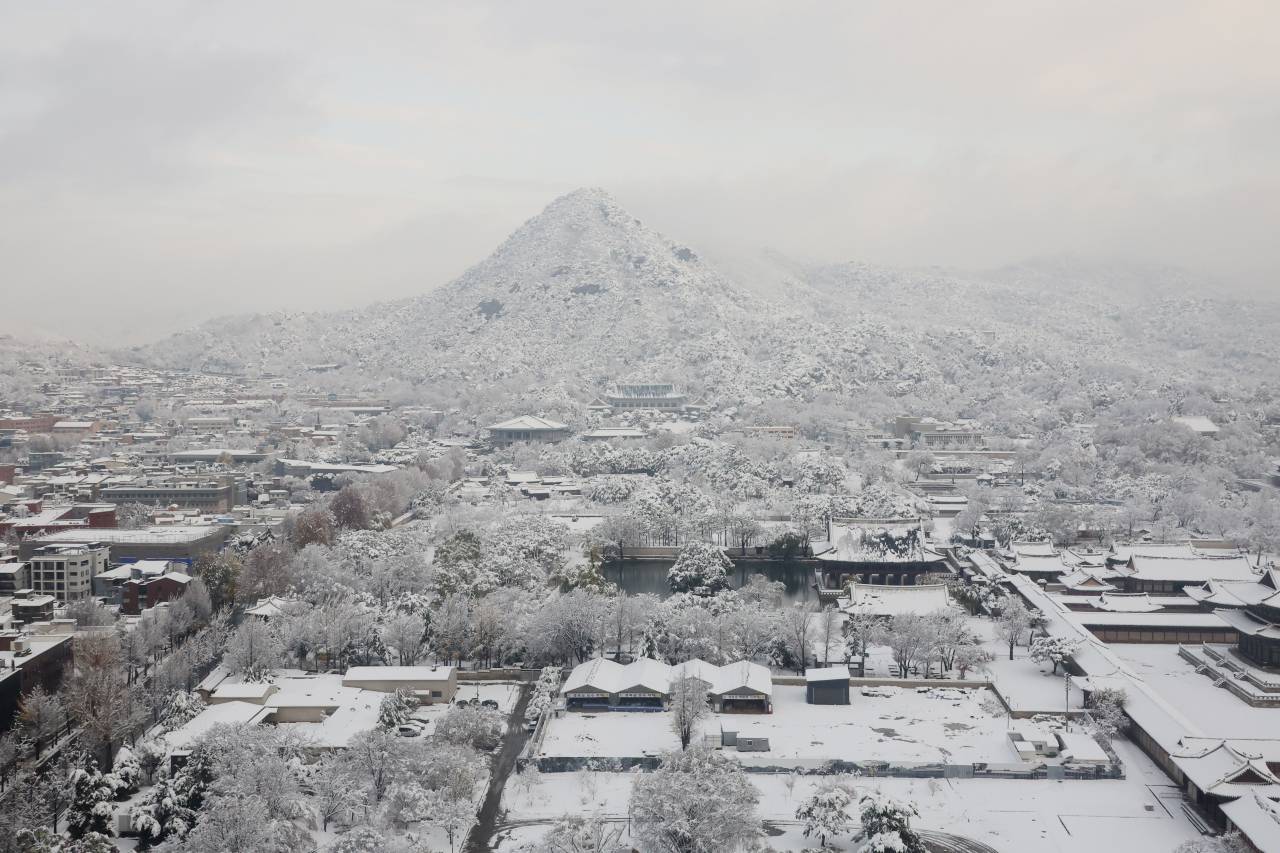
(720, 727, 770, 752)
(805, 667, 851, 705)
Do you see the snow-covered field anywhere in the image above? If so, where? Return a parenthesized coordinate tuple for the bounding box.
(540, 685, 1018, 765)
(497, 735, 1201, 853)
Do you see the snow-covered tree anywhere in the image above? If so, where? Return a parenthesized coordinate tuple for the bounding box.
(795, 780, 854, 847)
(310, 755, 364, 831)
(1174, 832, 1253, 853)
(65, 767, 115, 839)
(1029, 635, 1080, 675)
(843, 608, 886, 663)
(954, 643, 991, 680)
(629, 746, 761, 853)
(519, 814, 629, 853)
(667, 542, 732, 597)
(17, 685, 65, 759)
(224, 618, 284, 682)
(856, 793, 925, 853)
(781, 600, 819, 670)
(380, 610, 427, 665)
(377, 687, 421, 730)
(1087, 686, 1128, 746)
(159, 690, 207, 732)
(434, 704, 505, 751)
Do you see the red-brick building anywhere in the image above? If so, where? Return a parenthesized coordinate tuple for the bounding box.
(121, 572, 193, 615)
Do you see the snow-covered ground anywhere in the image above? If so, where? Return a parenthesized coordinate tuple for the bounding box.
(540, 685, 1019, 765)
(497, 733, 1202, 853)
(1111, 643, 1278, 739)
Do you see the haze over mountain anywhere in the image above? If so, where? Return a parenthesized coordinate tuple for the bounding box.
(130, 189, 1280, 414)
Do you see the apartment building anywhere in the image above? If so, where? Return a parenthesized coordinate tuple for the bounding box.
(27, 542, 109, 602)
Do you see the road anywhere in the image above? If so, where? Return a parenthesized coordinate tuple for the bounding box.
(464, 683, 533, 853)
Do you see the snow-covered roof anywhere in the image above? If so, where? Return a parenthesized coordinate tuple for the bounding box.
(840, 583, 951, 617)
(342, 665, 456, 687)
(1010, 541, 1057, 558)
(1172, 739, 1280, 799)
(311, 692, 383, 748)
(1091, 592, 1163, 613)
(487, 415, 567, 431)
(1174, 416, 1220, 436)
(1220, 793, 1280, 853)
(1073, 612, 1231, 629)
(245, 595, 294, 618)
(805, 667, 851, 683)
(269, 674, 363, 709)
(562, 657, 772, 697)
(1215, 607, 1280, 640)
(210, 682, 277, 702)
(167, 700, 272, 748)
(1058, 568, 1119, 592)
(816, 518, 938, 564)
(1121, 555, 1258, 584)
(1185, 571, 1280, 609)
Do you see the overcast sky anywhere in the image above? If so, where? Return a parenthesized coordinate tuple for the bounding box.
(2, 1, 1278, 343)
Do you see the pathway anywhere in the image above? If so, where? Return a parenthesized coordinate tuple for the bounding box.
(465, 683, 533, 853)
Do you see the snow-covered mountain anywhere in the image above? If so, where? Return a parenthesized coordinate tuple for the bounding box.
(132, 188, 1280, 412)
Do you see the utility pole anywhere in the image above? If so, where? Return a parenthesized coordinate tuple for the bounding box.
(1065, 673, 1072, 732)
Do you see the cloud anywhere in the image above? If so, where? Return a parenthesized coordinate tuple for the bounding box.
(1, 1, 1278, 343)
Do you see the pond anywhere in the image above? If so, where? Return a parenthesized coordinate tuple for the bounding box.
(602, 559, 822, 606)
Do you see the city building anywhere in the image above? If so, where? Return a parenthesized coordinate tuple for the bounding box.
(27, 542, 109, 602)
(99, 475, 245, 511)
(121, 571, 193, 615)
(0, 560, 30, 595)
(19, 525, 228, 562)
(51, 421, 101, 437)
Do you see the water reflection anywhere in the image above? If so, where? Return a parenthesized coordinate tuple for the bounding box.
(602, 559, 820, 606)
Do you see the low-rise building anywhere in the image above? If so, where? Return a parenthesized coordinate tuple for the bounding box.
(121, 571, 193, 615)
(742, 426, 796, 440)
(0, 560, 30, 595)
(340, 665, 458, 704)
(485, 416, 569, 449)
(895, 416, 984, 448)
(99, 475, 243, 511)
(602, 383, 687, 411)
(805, 667, 851, 705)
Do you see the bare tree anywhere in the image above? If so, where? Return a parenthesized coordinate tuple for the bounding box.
(380, 611, 427, 666)
(63, 632, 136, 770)
(781, 600, 820, 671)
(843, 608, 885, 664)
(815, 605, 843, 667)
(668, 674, 711, 751)
(993, 595, 1031, 661)
(311, 755, 364, 831)
(18, 685, 66, 759)
(883, 613, 936, 678)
